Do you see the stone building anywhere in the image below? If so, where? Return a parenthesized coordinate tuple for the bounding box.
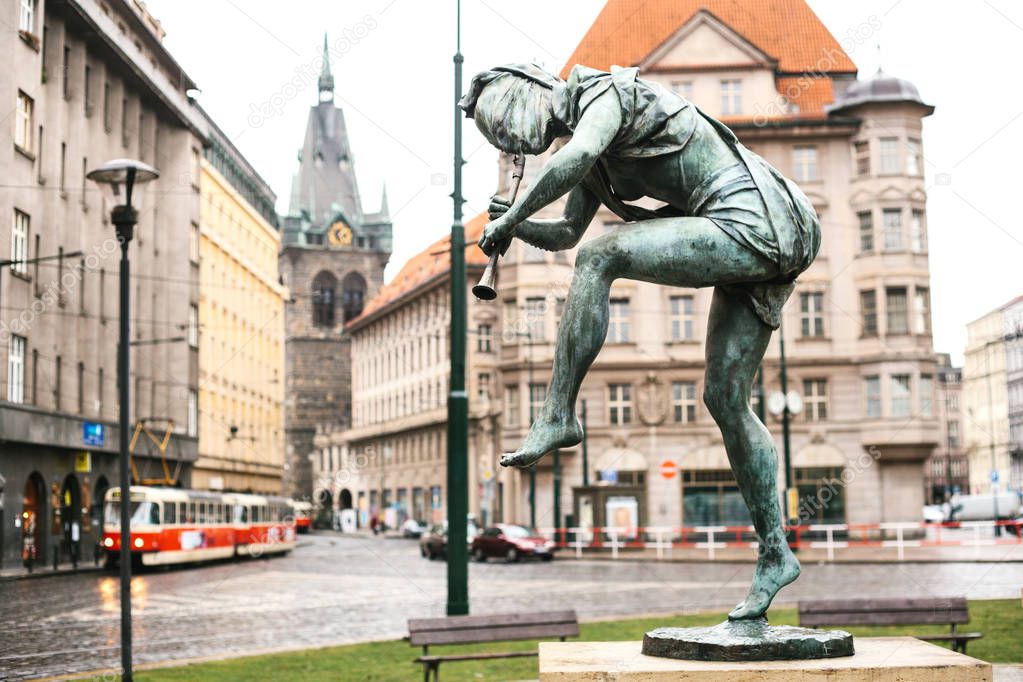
(0, 0, 204, 568)
(963, 295, 1023, 495)
(279, 37, 391, 503)
(194, 113, 286, 494)
(321, 0, 941, 532)
(925, 353, 969, 503)
(321, 213, 500, 528)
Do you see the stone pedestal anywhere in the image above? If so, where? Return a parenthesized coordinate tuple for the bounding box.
(539, 637, 991, 681)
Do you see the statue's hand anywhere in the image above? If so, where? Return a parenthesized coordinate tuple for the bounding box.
(479, 214, 515, 257)
(488, 195, 511, 221)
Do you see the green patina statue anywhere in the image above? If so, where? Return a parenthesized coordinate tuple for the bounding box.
(460, 63, 828, 645)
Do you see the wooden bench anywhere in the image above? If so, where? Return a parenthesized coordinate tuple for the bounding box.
(407, 610, 579, 681)
(798, 597, 982, 653)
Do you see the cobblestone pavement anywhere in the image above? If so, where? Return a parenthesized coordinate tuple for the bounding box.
(1, 534, 1021, 680)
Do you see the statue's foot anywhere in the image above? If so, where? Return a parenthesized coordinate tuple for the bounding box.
(500, 414, 583, 469)
(728, 543, 801, 620)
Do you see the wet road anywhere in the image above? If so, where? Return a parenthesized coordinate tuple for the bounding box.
(1, 533, 1021, 680)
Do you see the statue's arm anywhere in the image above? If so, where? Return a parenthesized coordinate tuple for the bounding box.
(504, 90, 620, 225)
(511, 185, 600, 251)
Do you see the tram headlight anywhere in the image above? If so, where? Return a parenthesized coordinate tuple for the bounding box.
(133, 538, 144, 549)
(103, 537, 114, 548)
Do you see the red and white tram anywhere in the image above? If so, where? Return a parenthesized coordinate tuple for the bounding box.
(102, 486, 297, 567)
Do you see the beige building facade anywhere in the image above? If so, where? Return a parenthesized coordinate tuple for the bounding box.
(963, 296, 1023, 495)
(322, 0, 941, 533)
(194, 118, 286, 494)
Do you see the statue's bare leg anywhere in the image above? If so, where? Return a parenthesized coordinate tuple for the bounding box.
(500, 217, 776, 469)
(703, 288, 800, 620)
(499, 217, 798, 618)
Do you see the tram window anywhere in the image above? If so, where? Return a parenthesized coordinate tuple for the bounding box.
(187, 502, 196, 523)
(200, 502, 208, 524)
(217, 504, 225, 523)
(241, 506, 249, 523)
(150, 503, 161, 525)
(164, 502, 177, 525)
(213, 503, 220, 523)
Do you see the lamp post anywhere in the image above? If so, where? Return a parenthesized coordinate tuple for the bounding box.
(87, 158, 159, 682)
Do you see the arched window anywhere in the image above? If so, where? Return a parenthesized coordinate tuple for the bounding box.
(342, 271, 367, 322)
(312, 271, 338, 327)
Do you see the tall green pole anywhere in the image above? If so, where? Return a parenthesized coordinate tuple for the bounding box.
(446, 0, 469, 616)
(778, 321, 794, 522)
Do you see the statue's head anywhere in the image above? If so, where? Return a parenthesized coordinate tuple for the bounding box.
(460, 64, 564, 155)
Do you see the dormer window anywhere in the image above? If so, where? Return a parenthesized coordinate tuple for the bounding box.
(720, 79, 742, 115)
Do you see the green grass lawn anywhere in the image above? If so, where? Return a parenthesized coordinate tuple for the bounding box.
(122, 599, 1020, 681)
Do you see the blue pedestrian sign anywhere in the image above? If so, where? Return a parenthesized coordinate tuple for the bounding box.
(991, 469, 1000, 484)
(599, 469, 618, 484)
(83, 422, 105, 446)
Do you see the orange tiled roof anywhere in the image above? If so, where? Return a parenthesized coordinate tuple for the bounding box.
(347, 212, 489, 328)
(562, 0, 856, 77)
(561, 0, 856, 116)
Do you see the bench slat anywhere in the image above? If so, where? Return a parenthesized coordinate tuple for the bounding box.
(917, 633, 983, 642)
(409, 610, 576, 633)
(416, 651, 539, 663)
(799, 597, 966, 613)
(410, 621, 580, 646)
(800, 610, 969, 627)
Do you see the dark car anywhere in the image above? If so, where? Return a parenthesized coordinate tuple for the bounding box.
(418, 519, 480, 559)
(471, 524, 555, 562)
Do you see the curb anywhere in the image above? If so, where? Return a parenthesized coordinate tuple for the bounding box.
(0, 564, 103, 582)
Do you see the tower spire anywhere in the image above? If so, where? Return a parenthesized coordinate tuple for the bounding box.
(318, 33, 334, 103)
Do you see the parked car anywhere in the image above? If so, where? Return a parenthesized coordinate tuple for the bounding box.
(471, 524, 555, 563)
(418, 518, 480, 559)
(402, 519, 428, 539)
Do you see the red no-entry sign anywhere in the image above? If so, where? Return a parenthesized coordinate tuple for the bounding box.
(660, 459, 677, 480)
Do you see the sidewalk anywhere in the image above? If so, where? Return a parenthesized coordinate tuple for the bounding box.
(0, 559, 103, 582)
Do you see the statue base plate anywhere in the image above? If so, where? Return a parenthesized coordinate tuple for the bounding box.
(641, 617, 853, 661)
(539, 637, 992, 681)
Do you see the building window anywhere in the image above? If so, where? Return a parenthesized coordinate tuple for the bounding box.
(920, 374, 934, 417)
(84, 64, 93, 114)
(187, 389, 198, 436)
(879, 137, 899, 174)
(669, 295, 694, 341)
(608, 298, 630, 343)
(672, 381, 697, 423)
(62, 46, 71, 100)
(103, 82, 112, 131)
(891, 375, 911, 417)
(720, 79, 742, 115)
(914, 287, 931, 335)
(11, 210, 29, 275)
(860, 290, 877, 337)
(865, 376, 881, 418)
(910, 209, 927, 253)
(792, 145, 818, 182)
(19, 0, 35, 33)
(803, 379, 827, 421)
(882, 208, 903, 250)
(189, 222, 200, 263)
(341, 271, 367, 322)
(857, 211, 874, 254)
(854, 140, 870, 176)
(528, 383, 545, 422)
(906, 138, 923, 176)
(7, 335, 26, 403)
(671, 80, 693, 99)
(311, 271, 337, 327)
(504, 384, 519, 426)
(477, 372, 491, 402)
(188, 304, 199, 347)
(886, 287, 909, 335)
(54, 355, 61, 410)
(477, 324, 493, 352)
(947, 420, 960, 450)
(525, 297, 546, 342)
(15, 91, 33, 152)
(800, 292, 824, 338)
(77, 362, 85, 414)
(608, 383, 632, 425)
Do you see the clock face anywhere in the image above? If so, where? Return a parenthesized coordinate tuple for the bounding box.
(327, 221, 353, 247)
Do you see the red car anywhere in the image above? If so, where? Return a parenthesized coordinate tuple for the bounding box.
(471, 524, 555, 562)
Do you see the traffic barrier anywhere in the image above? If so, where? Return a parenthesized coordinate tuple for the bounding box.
(535, 519, 1023, 562)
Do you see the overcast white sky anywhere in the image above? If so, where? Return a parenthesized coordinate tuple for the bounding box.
(145, 0, 1023, 364)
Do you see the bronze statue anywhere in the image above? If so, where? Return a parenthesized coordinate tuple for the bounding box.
(460, 63, 821, 627)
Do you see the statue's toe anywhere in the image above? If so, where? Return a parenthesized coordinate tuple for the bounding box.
(499, 452, 521, 468)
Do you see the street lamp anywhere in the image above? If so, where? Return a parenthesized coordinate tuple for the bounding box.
(87, 158, 159, 682)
